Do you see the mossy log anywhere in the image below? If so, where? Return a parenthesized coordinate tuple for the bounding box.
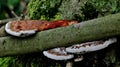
(0, 13, 120, 57)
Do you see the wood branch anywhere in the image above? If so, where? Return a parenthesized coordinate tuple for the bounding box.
(0, 13, 120, 57)
(0, 17, 22, 25)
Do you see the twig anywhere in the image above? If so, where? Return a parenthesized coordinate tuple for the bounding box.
(11, 11, 20, 19)
(0, 17, 22, 25)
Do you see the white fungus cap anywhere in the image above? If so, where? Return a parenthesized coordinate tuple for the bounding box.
(5, 21, 37, 37)
(43, 48, 74, 60)
(66, 38, 117, 54)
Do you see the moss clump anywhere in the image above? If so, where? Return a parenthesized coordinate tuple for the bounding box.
(27, 0, 62, 20)
(27, 0, 120, 21)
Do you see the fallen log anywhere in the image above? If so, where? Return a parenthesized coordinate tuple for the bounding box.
(0, 13, 120, 57)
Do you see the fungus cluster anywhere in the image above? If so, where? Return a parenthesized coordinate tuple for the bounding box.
(43, 38, 117, 61)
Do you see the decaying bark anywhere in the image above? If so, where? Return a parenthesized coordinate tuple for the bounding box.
(0, 26, 7, 37)
(0, 13, 120, 57)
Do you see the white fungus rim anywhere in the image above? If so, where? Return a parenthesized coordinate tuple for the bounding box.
(66, 38, 117, 54)
(5, 21, 37, 37)
(43, 48, 74, 60)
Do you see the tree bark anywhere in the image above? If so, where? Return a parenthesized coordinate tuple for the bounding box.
(0, 13, 120, 57)
(0, 26, 7, 37)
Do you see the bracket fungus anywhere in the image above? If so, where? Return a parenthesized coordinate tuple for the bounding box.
(5, 20, 38, 37)
(43, 47, 74, 60)
(43, 38, 117, 61)
(5, 20, 77, 37)
(66, 38, 117, 54)
(5, 22, 36, 37)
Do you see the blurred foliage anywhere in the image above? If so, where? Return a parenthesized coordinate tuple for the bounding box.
(0, 57, 16, 67)
(86, 0, 120, 17)
(1, 0, 120, 67)
(7, 0, 20, 10)
(0, 0, 7, 19)
(81, 1, 99, 20)
(0, 0, 28, 20)
(0, 53, 66, 67)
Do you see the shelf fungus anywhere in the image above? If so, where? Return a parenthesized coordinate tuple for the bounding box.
(66, 38, 117, 54)
(43, 38, 117, 61)
(5, 20, 77, 37)
(5, 20, 43, 37)
(43, 47, 74, 60)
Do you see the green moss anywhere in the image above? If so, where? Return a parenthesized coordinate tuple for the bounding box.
(27, 0, 62, 20)
(27, 0, 120, 21)
(0, 57, 16, 67)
